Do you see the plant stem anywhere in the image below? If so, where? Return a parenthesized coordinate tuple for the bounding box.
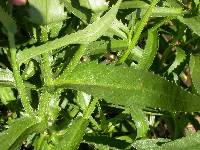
(41, 53, 53, 85)
(117, 0, 159, 65)
(38, 90, 51, 117)
(8, 33, 33, 115)
(40, 26, 53, 86)
(38, 26, 53, 117)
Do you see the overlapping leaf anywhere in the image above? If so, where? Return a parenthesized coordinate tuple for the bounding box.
(138, 29, 158, 70)
(28, 0, 66, 25)
(178, 14, 200, 37)
(0, 68, 15, 87)
(55, 117, 88, 150)
(190, 54, 200, 93)
(0, 6, 16, 34)
(17, 0, 122, 64)
(168, 47, 186, 74)
(0, 116, 46, 150)
(57, 62, 200, 112)
(156, 131, 200, 149)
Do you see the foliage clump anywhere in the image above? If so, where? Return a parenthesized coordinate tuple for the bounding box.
(1, 0, 200, 149)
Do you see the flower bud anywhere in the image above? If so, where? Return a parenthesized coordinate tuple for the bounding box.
(11, 0, 27, 6)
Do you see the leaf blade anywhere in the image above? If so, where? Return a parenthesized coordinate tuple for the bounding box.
(56, 63, 200, 112)
(0, 116, 46, 150)
(55, 117, 88, 150)
(190, 54, 200, 93)
(138, 29, 158, 70)
(17, 0, 122, 64)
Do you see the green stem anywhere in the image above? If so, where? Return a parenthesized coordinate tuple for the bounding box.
(41, 53, 53, 85)
(8, 33, 33, 115)
(40, 26, 53, 86)
(38, 26, 53, 117)
(38, 91, 51, 117)
(117, 0, 159, 65)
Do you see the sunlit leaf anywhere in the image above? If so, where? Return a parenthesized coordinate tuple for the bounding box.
(0, 116, 46, 150)
(17, 0, 122, 64)
(178, 15, 200, 36)
(138, 29, 158, 70)
(57, 62, 200, 112)
(28, 0, 66, 25)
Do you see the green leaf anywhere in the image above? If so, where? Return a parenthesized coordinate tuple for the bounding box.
(0, 5, 16, 34)
(138, 29, 158, 70)
(79, 0, 108, 12)
(76, 91, 91, 110)
(17, 0, 122, 64)
(132, 138, 170, 149)
(86, 39, 142, 62)
(178, 14, 200, 36)
(28, 0, 66, 25)
(156, 131, 200, 150)
(21, 60, 37, 80)
(120, 2, 183, 18)
(190, 54, 200, 93)
(0, 68, 15, 87)
(149, 7, 183, 17)
(84, 134, 130, 149)
(49, 22, 64, 38)
(0, 116, 46, 150)
(55, 117, 88, 150)
(168, 47, 186, 74)
(61, 0, 90, 24)
(56, 62, 200, 112)
(165, 0, 183, 8)
(120, 1, 149, 9)
(86, 39, 128, 55)
(105, 19, 128, 39)
(0, 67, 36, 89)
(0, 87, 15, 105)
(128, 106, 149, 138)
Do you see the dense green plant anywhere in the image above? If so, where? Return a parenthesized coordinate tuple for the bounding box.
(1, 0, 200, 149)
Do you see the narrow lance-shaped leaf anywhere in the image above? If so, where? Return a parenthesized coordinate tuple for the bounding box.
(190, 54, 200, 93)
(168, 47, 186, 74)
(61, 0, 90, 24)
(0, 68, 15, 87)
(178, 14, 200, 37)
(120, 2, 183, 17)
(55, 117, 88, 150)
(0, 117, 46, 150)
(138, 29, 158, 70)
(143, 7, 183, 17)
(0, 87, 16, 105)
(120, 1, 149, 9)
(56, 62, 200, 112)
(55, 97, 98, 150)
(17, 0, 122, 64)
(132, 138, 171, 149)
(0, 5, 16, 34)
(128, 106, 149, 138)
(84, 134, 130, 149)
(155, 131, 200, 150)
